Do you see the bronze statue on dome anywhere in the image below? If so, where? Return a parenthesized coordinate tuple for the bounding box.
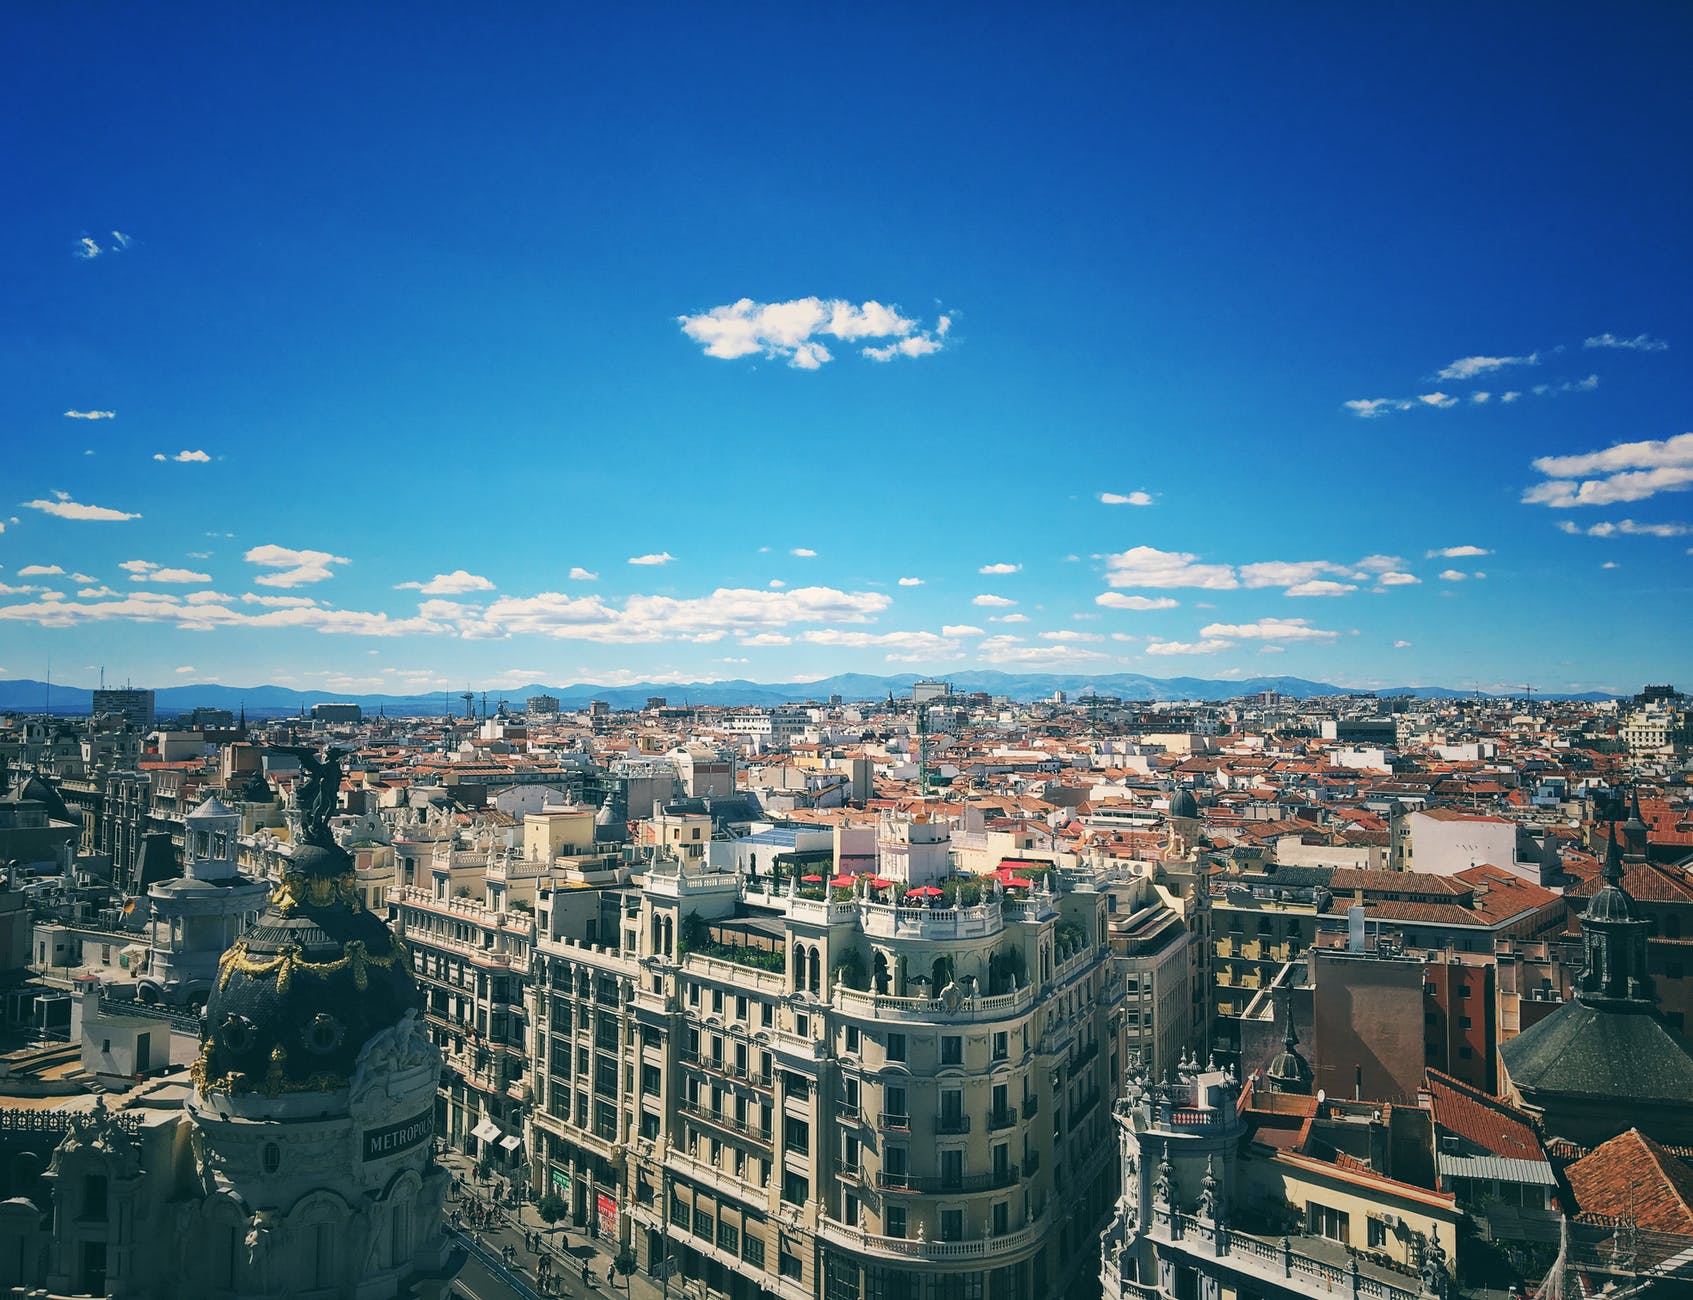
(272, 744, 346, 848)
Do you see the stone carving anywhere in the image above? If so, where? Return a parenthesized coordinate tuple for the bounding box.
(351, 1008, 437, 1109)
(245, 1211, 276, 1293)
(1196, 1156, 1218, 1220)
(1420, 1234, 1450, 1296)
(1153, 1153, 1174, 1207)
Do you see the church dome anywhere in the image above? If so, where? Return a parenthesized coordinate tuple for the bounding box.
(15, 773, 71, 824)
(1170, 788, 1199, 821)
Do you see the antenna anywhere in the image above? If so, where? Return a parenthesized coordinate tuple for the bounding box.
(460, 686, 475, 720)
(1523, 683, 1534, 709)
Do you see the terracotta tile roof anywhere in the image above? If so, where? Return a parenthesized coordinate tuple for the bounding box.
(1565, 862, 1693, 905)
(1566, 1129, 1693, 1234)
(1423, 1070, 1546, 1163)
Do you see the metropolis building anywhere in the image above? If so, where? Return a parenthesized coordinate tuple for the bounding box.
(0, 750, 457, 1299)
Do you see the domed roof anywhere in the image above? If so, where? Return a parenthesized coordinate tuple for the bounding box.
(1169, 788, 1199, 821)
(1586, 826, 1638, 924)
(195, 747, 418, 1100)
(197, 840, 419, 1098)
(15, 773, 71, 824)
(187, 795, 237, 822)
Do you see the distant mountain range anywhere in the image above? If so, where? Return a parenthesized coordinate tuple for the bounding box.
(0, 674, 1622, 718)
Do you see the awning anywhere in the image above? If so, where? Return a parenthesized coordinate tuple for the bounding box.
(500, 1134, 523, 1152)
(471, 1119, 501, 1143)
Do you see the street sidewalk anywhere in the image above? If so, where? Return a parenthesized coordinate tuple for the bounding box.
(437, 1149, 674, 1300)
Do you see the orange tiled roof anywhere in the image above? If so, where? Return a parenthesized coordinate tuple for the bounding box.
(1423, 1070, 1546, 1163)
(1567, 1129, 1693, 1234)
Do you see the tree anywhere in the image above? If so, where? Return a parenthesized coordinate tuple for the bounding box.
(536, 1190, 566, 1241)
(614, 1247, 636, 1282)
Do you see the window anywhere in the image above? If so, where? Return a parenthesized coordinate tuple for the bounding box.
(688, 983, 700, 1007)
(743, 1235, 765, 1268)
(885, 1207, 907, 1238)
(843, 1134, 860, 1171)
(993, 1201, 1009, 1235)
(1458, 1045, 1474, 1060)
(1458, 1016, 1473, 1030)
(736, 995, 748, 1020)
(887, 1032, 907, 1062)
(941, 1035, 962, 1065)
(640, 1110, 660, 1141)
(713, 988, 724, 1014)
(992, 1031, 1008, 1061)
(262, 1142, 281, 1174)
(781, 1170, 809, 1206)
(1367, 1217, 1389, 1249)
(779, 1247, 804, 1281)
(1309, 1202, 1349, 1244)
(641, 1063, 661, 1096)
(761, 1003, 773, 1028)
(695, 1207, 714, 1239)
(1459, 984, 1472, 999)
(717, 1219, 739, 1254)
(845, 1025, 860, 1053)
(784, 1116, 811, 1150)
(795, 1012, 810, 1037)
(940, 1208, 964, 1241)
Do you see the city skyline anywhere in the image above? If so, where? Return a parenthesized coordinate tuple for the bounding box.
(4, 7, 1690, 697)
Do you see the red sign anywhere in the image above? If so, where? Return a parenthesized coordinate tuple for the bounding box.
(596, 1191, 618, 1240)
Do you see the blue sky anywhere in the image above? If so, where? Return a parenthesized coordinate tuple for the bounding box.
(2, 6, 1689, 697)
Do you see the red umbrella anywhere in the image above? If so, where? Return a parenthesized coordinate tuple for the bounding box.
(829, 874, 856, 887)
(1003, 876, 1034, 888)
(802, 874, 824, 883)
(869, 876, 894, 888)
(904, 885, 942, 898)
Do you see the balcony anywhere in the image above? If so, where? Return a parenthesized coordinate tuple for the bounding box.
(986, 1107, 1018, 1131)
(817, 1206, 1052, 1262)
(836, 1100, 863, 1124)
(876, 1164, 1021, 1195)
(878, 1112, 911, 1133)
(1022, 1095, 1039, 1119)
(935, 1113, 971, 1135)
(678, 1100, 771, 1143)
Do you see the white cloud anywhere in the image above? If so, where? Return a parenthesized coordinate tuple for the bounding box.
(1602, 561, 1620, 569)
(1438, 569, 1469, 581)
(0, 582, 44, 596)
(0, 590, 444, 638)
(18, 565, 64, 577)
(1436, 352, 1537, 381)
(1523, 432, 1693, 507)
(568, 567, 598, 581)
(991, 612, 1030, 623)
(152, 449, 210, 463)
(1427, 545, 1490, 558)
(1200, 618, 1338, 643)
(678, 297, 946, 368)
(1343, 398, 1410, 418)
(628, 552, 675, 566)
(1531, 374, 1599, 396)
(1239, 560, 1349, 589)
(395, 570, 496, 595)
(1099, 491, 1154, 506)
(863, 335, 943, 362)
(1585, 332, 1668, 352)
(1101, 546, 1237, 590)
(240, 593, 317, 608)
(978, 562, 1021, 575)
(1259, 646, 1285, 655)
(1095, 593, 1179, 611)
(740, 632, 792, 647)
(176, 665, 195, 674)
(1377, 572, 1420, 586)
(1471, 392, 1490, 404)
(1501, 391, 1521, 402)
(74, 585, 118, 598)
(70, 571, 97, 582)
(800, 629, 959, 655)
(22, 495, 140, 521)
(1393, 640, 1412, 649)
(768, 579, 785, 589)
(897, 577, 924, 587)
(1039, 630, 1103, 642)
(1558, 518, 1692, 538)
(1418, 392, 1458, 409)
(791, 547, 817, 558)
(1146, 638, 1231, 656)
(941, 624, 984, 637)
(64, 410, 114, 420)
(243, 544, 349, 587)
(1285, 580, 1356, 597)
(76, 237, 102, 260)
(473, 585, 890, 645)
(972, 594, 1017, 607)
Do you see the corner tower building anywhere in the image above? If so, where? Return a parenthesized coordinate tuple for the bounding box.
(185, 747, 456, 1298)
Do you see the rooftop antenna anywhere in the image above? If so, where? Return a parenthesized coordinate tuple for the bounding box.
(460, 687, 474, 721)
(480, 691, 488, 721)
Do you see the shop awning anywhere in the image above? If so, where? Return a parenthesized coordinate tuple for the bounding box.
(471, 1119, 501, 1143)
(500, 1134, 523, 1152)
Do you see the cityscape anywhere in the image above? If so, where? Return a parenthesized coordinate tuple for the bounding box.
(4, 6, 1692, 1300)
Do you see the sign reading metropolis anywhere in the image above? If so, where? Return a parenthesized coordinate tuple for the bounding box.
(363, 1108, 435, 1162)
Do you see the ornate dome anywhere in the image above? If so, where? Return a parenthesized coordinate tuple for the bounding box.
(1169, 787, 1199, 821)
(195, 749, 418, 1100)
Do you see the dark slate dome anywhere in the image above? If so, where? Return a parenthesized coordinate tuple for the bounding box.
(16, 774, 71, 824)
(1169, 788, 1199, 821)
(195, 837, 418, 1098)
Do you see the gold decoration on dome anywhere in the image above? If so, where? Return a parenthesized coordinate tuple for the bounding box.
(216, 933, 408, 994)
(192, 1035, 344, 1097)
(271, 868, 363, 915)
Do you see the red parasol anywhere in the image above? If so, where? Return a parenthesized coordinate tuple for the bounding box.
(904, 885, 943, 897)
